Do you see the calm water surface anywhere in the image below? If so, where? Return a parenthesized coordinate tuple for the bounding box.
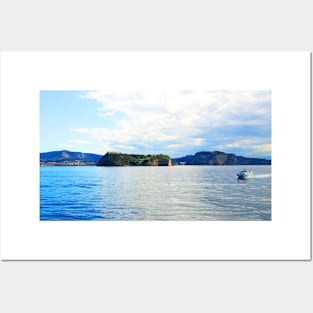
(40, 165, 271, 221)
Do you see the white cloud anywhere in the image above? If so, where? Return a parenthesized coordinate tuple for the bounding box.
(223, 139, 255, 148)
(191, 138, 206, 146)
(216, 138, 271, 158)
(252, 144, 272, 153)
(167, 143, 183, 149)
(114, 144, 137, 151)
(75, 90, 271, 156)
(57, 140, 92, 152)
(69, 139, 92, 145)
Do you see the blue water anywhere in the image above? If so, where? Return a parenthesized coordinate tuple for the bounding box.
(40, 165, 271, 221)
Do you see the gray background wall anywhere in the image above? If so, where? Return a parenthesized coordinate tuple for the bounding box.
(0, 1, 312, 312)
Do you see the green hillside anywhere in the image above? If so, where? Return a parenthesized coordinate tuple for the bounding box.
(97, 152, 172, 166)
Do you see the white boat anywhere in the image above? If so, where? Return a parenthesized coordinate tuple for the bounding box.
(237, 169, 255, 179)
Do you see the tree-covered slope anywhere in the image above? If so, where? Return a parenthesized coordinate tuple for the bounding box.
(97, 152, 172, 166)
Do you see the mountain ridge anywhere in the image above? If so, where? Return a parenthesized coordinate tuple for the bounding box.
(172, 151, 271, 165)
(40, 150, 102, 165)
(40, 150, 271, 166)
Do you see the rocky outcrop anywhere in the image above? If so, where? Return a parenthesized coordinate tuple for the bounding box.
(172, 151, 271, 165)
(97, 152, 172, 166)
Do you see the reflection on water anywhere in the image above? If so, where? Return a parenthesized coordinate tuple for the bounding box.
(40, 165, 271, 221)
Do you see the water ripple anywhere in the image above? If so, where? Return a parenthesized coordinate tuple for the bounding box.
(40, 165, 271, 221)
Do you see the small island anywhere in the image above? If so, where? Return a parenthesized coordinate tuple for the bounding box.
(97, 152, 172, 166)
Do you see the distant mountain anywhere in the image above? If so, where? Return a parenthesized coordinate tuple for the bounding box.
(97, 152, 172, 166)
(40, 150, 102, 165)
(172, 151, 271, 165)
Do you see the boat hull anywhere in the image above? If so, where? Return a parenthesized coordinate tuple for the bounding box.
(237, 174, 254, 179)
(237, 169, 255, 179)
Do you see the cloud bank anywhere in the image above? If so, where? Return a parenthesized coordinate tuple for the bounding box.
(72, 90, 271, 158)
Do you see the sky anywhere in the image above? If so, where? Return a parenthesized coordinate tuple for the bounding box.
(40, 90, 271, 159)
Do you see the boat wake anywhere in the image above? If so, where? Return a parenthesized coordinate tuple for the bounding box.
(254, 174, 271, 179)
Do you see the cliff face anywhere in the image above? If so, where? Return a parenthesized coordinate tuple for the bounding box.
(97, 152, 172, 166)
(172, 151, 271, 165)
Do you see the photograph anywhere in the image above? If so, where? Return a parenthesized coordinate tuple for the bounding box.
(40, 90, 272, 221)
(2, 51, 309, 260)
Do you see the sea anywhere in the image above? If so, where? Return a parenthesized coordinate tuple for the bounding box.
(40, 165, 271, 221)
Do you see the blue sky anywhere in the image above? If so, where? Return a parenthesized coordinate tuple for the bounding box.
(40, 90, 271, 159)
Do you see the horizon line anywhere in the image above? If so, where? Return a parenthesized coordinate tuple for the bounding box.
(40, 149, 272, 160)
